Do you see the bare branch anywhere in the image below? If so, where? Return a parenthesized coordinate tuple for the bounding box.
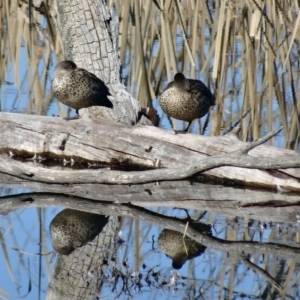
(235, 127, 283, 155)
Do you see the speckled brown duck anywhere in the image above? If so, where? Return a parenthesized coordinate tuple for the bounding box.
(158, 222, 212, 269)
(160, 73, 215, 133)
(51, 60, 113, 114)
(50, 209, 108, 255)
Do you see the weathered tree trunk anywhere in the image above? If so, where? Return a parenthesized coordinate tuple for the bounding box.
(47, 1, 132, 298)
(51, 0, 154, 126)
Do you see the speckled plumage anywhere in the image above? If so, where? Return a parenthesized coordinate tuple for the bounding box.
(160, 73, 215, 132)
(50, 209, 108, 255)
(158, 223, 212, 269)
(51, 60, 113, 114)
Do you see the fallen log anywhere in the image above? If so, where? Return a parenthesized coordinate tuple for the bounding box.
(1, 112, 300, 191)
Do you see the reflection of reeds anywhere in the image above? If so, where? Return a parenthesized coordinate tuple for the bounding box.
(115, 0, 300, 145)
(0, 205, 54, 299)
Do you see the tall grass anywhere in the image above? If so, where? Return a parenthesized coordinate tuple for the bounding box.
(1, 0, 299, 147)
(0, 0, 61, 115)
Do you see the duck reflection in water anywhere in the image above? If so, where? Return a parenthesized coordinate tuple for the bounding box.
(158, 222, 212, 269)
(50, 209, 108, 255)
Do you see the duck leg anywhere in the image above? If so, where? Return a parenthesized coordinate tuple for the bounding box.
(63, 109, 80, 121)
(174, 122, 192, 134)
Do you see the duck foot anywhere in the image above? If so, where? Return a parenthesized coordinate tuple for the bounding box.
(63, 115, 80, 121)
(174, 129, 188, 134)
(174, 123, 191, 134)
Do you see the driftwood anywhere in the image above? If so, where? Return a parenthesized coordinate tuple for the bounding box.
(1, 112, 300, 191)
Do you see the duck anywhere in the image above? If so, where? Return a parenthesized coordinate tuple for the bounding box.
(160, 73, 215, 133)
(51, 60, 113, 115)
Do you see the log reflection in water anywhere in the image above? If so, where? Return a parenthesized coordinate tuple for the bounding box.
(0, 173, 299, 223)
(1, 192, 300, 261)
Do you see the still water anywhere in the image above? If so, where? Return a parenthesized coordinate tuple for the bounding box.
(1, 184, 300, 299)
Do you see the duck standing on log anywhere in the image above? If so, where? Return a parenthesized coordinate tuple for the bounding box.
(51, 60, 113, 115)
(160, 73, 215, 134)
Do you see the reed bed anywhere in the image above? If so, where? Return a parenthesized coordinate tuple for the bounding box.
(1, 0, 300, 146)
(113, 0, 300, 147)
(0, 0, 61, 116)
